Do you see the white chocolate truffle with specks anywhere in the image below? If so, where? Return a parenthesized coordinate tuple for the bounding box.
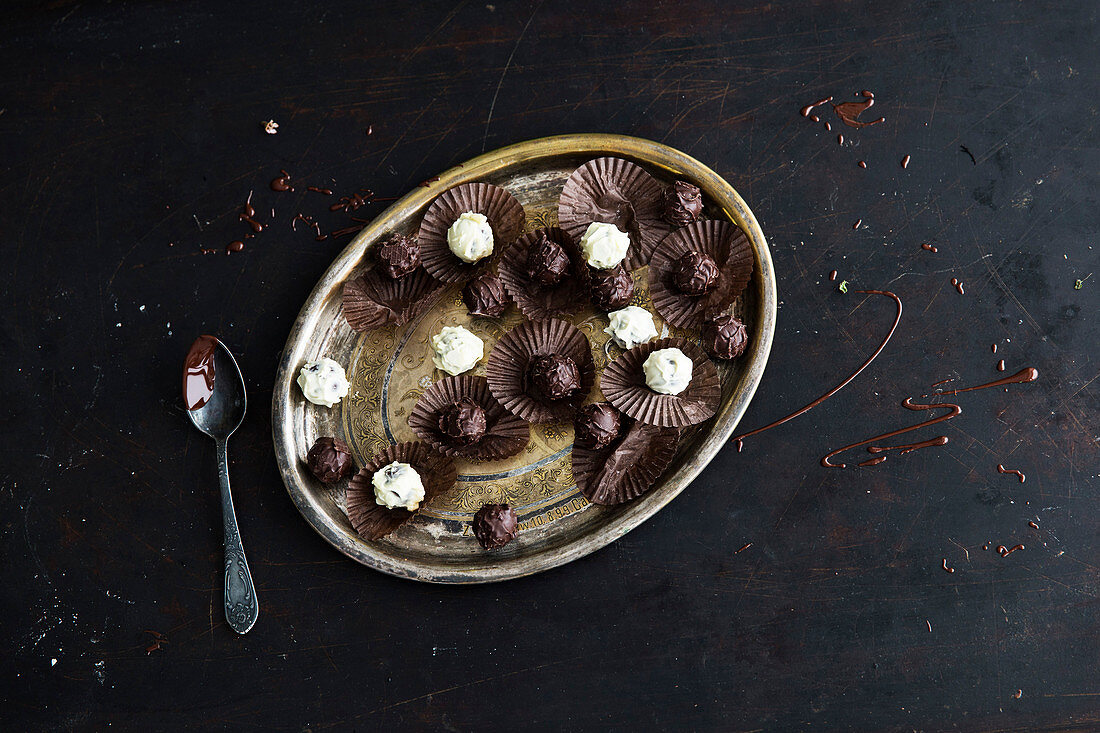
(580, 222, 630, 269)
(430, 326, 484, 376)
(604, 306, 658, 350)
(446, 212, 494, 263)
(371, 461, 425, 511)
(297, 358, 350, 407)
(642, 347, 693, 395)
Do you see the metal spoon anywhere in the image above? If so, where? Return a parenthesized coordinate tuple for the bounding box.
(185, 337, 259, 634)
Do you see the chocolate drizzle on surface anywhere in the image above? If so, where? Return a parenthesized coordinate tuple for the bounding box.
(733, 290, 903, 450)
(951, 278, 965, 295)
(292, 213, 324, 240)
(997, 359, 1006, 372)
(858, 160, 867, 169)
(869, 435, 949, 458)
(833, 90, 886, 129)
(824, 367, 1040, 467)
(829, 270, 838, 281)
(922, 243, 938, 253)
(935, 367, 1039, 395)
(852, 219, 861, 229)
(902, 155, 911, 169)
(330, 189, 396, 212)
(998, 464, 1026, 483)
(239, 200, 263, 233)
(271, 170, 294, 192)
(821, 400, 959, 468)
(800, 96, 833, 117)
(997, 544, 1025, 557)
(942, 558, 955, 574)
(307, 186, 333, 195)
(183, 335, 218, 410)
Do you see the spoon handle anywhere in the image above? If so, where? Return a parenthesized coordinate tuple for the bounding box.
(217, 440, 259, 634)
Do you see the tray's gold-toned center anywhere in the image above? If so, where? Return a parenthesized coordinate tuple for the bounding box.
(341, 206, 702, 531)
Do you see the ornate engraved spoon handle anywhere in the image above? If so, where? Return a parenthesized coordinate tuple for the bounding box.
(217, 440, 258, 634)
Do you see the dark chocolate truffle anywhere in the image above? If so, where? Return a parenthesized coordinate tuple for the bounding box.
(376, 234, 420, 280)
(437, 397, 488, 447)
(462, 271, 509, 317)
(672, 251, 720, 296)
(472, 503, 519, 549)
(526, 232, 571, 285)
(574, 402, 622, 449)
(305, 437, 355, 484)
(703, 314, 749, 360)
(525, 354, 581, 401)
(662, 180, 704, 227)
(589, 264, 635, 311)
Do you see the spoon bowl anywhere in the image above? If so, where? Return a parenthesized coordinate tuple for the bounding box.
(186, 339, 247, 439)
(183, 336, 258, 635)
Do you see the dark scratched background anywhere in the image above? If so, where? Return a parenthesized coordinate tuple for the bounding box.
(1, 1, 1097, 730)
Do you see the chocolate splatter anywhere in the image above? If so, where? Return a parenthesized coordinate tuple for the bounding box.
(833, 91, 886, 129)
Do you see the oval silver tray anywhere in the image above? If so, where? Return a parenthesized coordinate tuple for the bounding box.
(272, 134, 776, 583)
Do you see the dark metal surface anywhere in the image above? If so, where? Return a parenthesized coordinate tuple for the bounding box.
(1, 1, 1097, 730)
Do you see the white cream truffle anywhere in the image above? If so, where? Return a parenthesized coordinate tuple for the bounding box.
(579, 222, 630, 269)
(371, 461, 425, 511)
(446, 212, 495, 263)
(642, 347, 693, 395)
(604, 306, 658, 350)
(430, 326, 484, 376)
(297, 358, 350, 407)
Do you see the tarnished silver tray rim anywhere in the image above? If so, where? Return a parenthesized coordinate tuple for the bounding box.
(272, 133, 777, 584)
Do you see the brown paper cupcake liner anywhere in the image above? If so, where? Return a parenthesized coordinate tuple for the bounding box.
(408, 375, 530, 459)
(486, 318, 595, 423)
(342, 267, 445, 333)
(345, 442, 456, 540)
(648, 220, 754, 329)
(418, 182, 526, 283)
(600, 338, 721, 428)
(497, 227, 585, 320)
(557, 157, 671, 270)
(572, 417, 679, 506)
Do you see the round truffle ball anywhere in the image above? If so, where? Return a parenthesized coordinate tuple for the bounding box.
(643, 347, 693, 395)
(526, 232, 571, 285)
(662, 180, 704, 226)
(703, 314, 749, 360)
(305, 437, 355, 484)
(446, 212, 494, 263)
(376, 234, 421, 279)
(672, 251, 720, 296)
(589, 264, 635, 311)
(462, 271, 509, 317)
(437, 397, 488, 447)
(472, 503, 519, 549)
(525, 354, 581, 402)
(574, 403, 623, 449)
